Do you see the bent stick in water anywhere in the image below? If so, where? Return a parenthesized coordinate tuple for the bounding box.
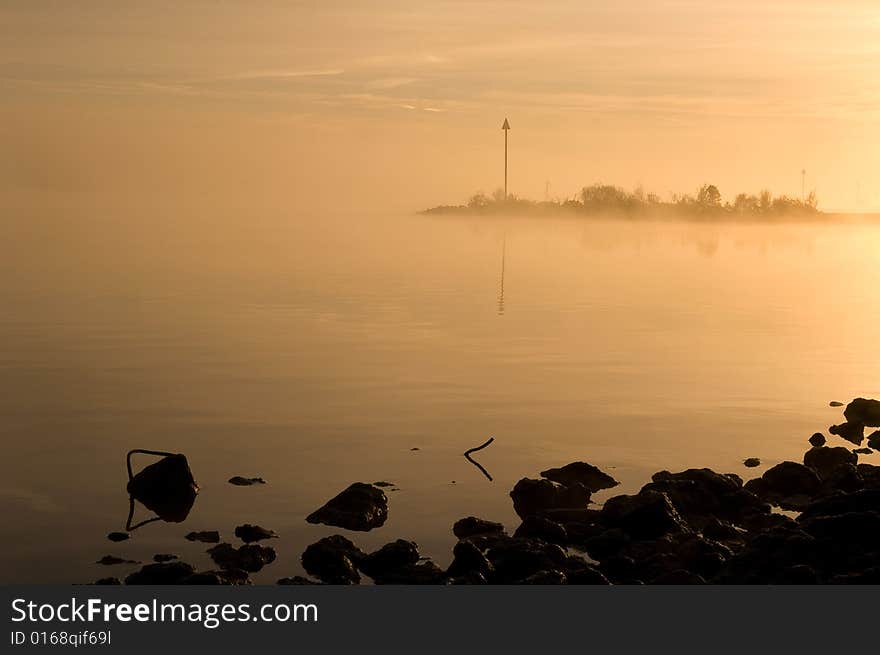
(464, 437, 495, 481)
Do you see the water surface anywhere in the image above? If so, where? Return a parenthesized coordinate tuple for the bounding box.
(2, 208, 879, 583)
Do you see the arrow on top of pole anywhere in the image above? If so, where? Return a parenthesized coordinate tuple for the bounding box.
(502, 118, 510, 130)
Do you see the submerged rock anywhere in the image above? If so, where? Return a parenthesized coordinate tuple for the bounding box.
(152, 554, 177, 563)
(803, 446, 857, 481)
(234, 524, 278, 543)
(185, 530, 220, 543)
(809, 433, 826, 447)
(207, 543, 276, 572)
(843, 398, 880, 427)
(306, 483, 388, 531)
(830, 422, 865, 446)
(829, 401, 844, 407)
(452, 516, 506, 540)
(107, 532, 130, 542)
(125, 561, 195, 585)
(743, 458, 761, 468)
(509, 478, 591, 520)
(540, 462, 619, 492)
(127, 453, 198, 523)
(854, 448, 873, 455)
(301, 535, 364, 585)
(228, 476, 266, 486)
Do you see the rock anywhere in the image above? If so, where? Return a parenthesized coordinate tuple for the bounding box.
(809, 433, 826, 447)
(854, 448, 873, 455)
(509, 478, 590, 520)
(540, 508, 603, 525)
(152, 554, 177, 563)
(180, 572, 225, 585)
(125, 561, 195, 585)
(207, 543, 276, 572)
(776, 565, 819, 584)
(600, 489, 689, 539)
(301, 535, 364, 585)
(582, 528, 631, 560)
(306, 483, 388, 531)
(644, 469, 767, 529)
(844, 398, 880, 427)
(830, 422, 865, 446)
(370, 561, 446, 585)
(564, 558, 610, 585)
(800, 511, 880, 555)
(127, 453, 198, 523)
(513, 516, 568, 544)
(107, 532, 130, 542)
(649, 569, 706, 584)
(234, 524, 278, 543)
(359, 540, 420, 579)
(96, 555, 138, 565)
(94, 577, 121, 585)
(228, 476, 266, 486)
(485, 537, 568, 583)
(803, 446, 857, 481)
(215, 569, 251, 585)
(539, 462, 619, 492)
(743, 461, 821, 510)
(521, 569, 567, 584)
(797, 489, 880, 522)
(716, 526, 819, 584)
(743, 458, 761, 468)
(829, 401, 844, 407)
(868, 431, 880, 450)
(822, 464, 863, 494)
(447, 541, 493, 579)
(373, 481, 394, 487)
(452, 517, 506, 540)
(858, 463, 880, 488)
(278, 576, 320, 585)
(185, 530, 220, 543)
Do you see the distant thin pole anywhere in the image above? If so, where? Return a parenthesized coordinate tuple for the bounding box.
(504, 129, 508, 199)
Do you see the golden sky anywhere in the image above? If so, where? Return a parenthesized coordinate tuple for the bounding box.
(3, 1, 880, 212)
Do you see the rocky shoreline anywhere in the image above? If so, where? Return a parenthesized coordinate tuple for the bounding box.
(99, 398, 880, 585)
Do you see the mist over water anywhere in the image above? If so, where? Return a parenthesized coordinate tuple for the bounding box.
(2, 201, 879, 583)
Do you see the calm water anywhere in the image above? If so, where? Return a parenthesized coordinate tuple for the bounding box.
(2, 207, 879, 583)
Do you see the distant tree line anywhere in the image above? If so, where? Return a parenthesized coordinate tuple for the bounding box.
(424, 184, 820, 218)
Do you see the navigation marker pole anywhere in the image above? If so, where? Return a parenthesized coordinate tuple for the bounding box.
(502, 118, 510, 199)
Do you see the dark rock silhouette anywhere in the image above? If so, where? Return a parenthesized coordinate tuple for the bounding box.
(803, 446, 857, 480)
(743, 461, 821, 510)
(301, 535, 364, 584)
(234, 524, 278, 543)
(600, 489, 689, 539)
(127, 452, 198, 523)
(809, 432, 826, 447)
(96, 555, 138, 565)
(539, 461, 618, 492)
(743, 458, 760, 467)
(306, 482, 388, 531)
(228, 476, 266, 486)
(207, 543, 276, 572)
(843, 398, 880, 426)
(868, 431, 880, 450)
(513, 515, 568, 544)
(153, 554, 177, 563)
(185, 530, 220, 543)
(107, 532, 130, 542)
(125, 561, 195, 585)
(509, 478, 590, 519)
(452, 516, 505, 540)
(94, 577, 121, 585)
(830, 421, 865, 445)
(277, 576, 320, 585)
(359, 540, 420, 580)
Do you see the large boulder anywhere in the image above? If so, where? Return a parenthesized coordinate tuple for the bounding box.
(513, 516, 568, 544)
(301, 535, 364, 585)
(234, 524, 278, 543)
(868, 431, 880, 451)
(540, 462, 619, 492)
(803, 446, 857, 481)
(485, 537, 568, 583)
(306, 483, 388, 531)
(600, 489, 689, 539)
(509, 478, 590, 519)
(447, 541, 493, 580)
(797, 489, 880, 522)
(844, 398, 880, 427)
